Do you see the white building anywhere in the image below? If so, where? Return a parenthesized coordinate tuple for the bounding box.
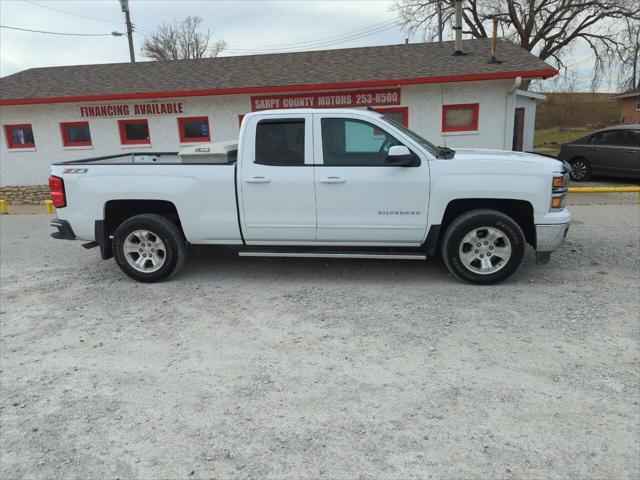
(0, 39, 555, 186)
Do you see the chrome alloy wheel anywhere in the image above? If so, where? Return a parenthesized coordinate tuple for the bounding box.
(123, 230, 166, 273)
(570, 160, 588, 180)
(458, 226, 512, 275)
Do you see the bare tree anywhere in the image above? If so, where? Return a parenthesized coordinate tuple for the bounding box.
(393, 1, 640, 87)
(614, 18, 640, 90)
(141, 16, 226, 61)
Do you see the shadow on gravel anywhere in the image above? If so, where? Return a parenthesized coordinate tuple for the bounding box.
(183, 245, 454, 284)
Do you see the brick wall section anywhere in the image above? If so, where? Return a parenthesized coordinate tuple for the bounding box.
(0, 185, 50, 205)
(620, 97, 640, 124)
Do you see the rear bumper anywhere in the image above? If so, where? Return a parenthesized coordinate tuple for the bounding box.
(50, 218, 76, 240)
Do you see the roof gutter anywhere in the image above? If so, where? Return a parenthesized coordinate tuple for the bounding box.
(0, 68, 558, 106)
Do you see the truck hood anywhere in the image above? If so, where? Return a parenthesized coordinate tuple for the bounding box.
(452, 148, 565, 169)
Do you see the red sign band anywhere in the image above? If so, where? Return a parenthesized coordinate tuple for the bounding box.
(251, 88, 401, 111)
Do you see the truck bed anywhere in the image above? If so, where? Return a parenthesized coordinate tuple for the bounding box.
(50, 155, 242, 244)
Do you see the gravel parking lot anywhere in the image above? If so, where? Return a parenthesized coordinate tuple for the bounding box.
(1, 204, 639, 479)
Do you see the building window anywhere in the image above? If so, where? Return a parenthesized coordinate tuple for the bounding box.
(118, 119, 150, 145)
(373, 107, 409, 127)
(635, 96, 640, 111)
(60, 121, 92, 147)
(442, 103, 479, 132)
(4, 124, 35, 149)
(178, 116, 210, 143)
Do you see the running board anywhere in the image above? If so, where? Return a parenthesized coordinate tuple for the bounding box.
(238, 250, 426, 260)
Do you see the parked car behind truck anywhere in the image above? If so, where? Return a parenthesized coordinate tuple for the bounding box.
(49, 108, 571, 284)
(559, 124, 640, 181)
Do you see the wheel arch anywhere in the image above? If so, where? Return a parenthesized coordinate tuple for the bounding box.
(427, 198, 535, 254)
(103, 199, 183, 236)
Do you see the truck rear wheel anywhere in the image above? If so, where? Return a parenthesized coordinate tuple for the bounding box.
(441, 209, 525, 284)
(113, 214, 186, 283)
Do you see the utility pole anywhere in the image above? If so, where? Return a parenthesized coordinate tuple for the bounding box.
(437, 0, 443, 43)
(119, 0, 135, 62)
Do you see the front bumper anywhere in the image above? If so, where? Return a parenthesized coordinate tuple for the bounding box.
(50, 218, 76, 240)
(535, 222, 571, 264)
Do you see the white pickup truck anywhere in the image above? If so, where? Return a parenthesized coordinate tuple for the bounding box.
(49, 108, 571, 284)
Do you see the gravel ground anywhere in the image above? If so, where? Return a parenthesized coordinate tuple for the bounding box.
(1, 205, 639, 479)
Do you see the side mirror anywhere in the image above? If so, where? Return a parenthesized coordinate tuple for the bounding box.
(386, 145, 414, 166)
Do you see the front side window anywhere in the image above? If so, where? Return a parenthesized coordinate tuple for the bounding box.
(4, 124, 35, 149)
(255, 119, 305, 166)
(442, 103, 479, 132)
(118, 119, 150, 145)
(589, 130, 624, 146)
(321, 118, 402, 166)
(60, 121, 92, 147)
(178, 117, 210, 143)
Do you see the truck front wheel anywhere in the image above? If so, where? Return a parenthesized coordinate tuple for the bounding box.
(441, 209, 526, 284)
(113, 214, 186, 283)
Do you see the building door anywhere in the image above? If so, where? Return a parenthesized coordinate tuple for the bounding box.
(239, 114, 317, 242)
(512, 107, 525, 151)
(313, 114, 429, 244)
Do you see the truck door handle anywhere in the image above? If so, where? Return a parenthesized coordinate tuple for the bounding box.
(625, 149, 635, 154)
(245, 176, 271, 184)
(319, 177, 346, 184)
(589, 147, 599, 151)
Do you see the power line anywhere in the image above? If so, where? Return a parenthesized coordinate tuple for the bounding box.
(24, 0, 154, 34)
(24, 0, 124, 25)
(0, 25, 115, 37)
(229, 19, 397, 49)
(224, 22, 402, 54)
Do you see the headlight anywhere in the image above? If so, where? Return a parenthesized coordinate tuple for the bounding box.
(550, 172, 569, 211)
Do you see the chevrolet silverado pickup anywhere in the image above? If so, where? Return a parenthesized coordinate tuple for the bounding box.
(49, 108, 571, 284)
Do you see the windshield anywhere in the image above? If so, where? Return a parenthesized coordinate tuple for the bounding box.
(379, 115, 440, 156)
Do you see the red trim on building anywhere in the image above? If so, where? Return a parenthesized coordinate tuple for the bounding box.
(3, 123, 35, 148)
(118, 118, 150, 145)
(442, 103, 479, 132)
(60, 121, 92, 147)
(372, 106, 409, 127)
(177, 116, 210, 143)
(0, 69, 559, 106)
(238, 114, 245, 127)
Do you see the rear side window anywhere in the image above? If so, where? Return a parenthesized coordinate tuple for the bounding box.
(623, 130, 640, 146)
(255, 119, 305, 166)
(589, 130, 625, 146)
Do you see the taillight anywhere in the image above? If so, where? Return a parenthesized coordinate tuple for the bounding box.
(48, 175, 66, 208)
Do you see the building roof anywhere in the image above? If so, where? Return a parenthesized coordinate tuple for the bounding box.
(0, 38, 556, 106)
(613, 86, 640, 99)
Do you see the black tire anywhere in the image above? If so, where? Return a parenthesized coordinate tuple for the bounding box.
(569, 157, 591, 181)
(441, 209, 526, 285)
(113, 214, 187, 283)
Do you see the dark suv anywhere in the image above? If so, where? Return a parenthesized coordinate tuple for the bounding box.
(559, 124, 640, 181)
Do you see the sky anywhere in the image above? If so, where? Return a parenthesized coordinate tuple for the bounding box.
(0, 0, 604, 91)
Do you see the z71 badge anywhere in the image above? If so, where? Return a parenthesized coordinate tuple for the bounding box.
(63, 168, 88, 174)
